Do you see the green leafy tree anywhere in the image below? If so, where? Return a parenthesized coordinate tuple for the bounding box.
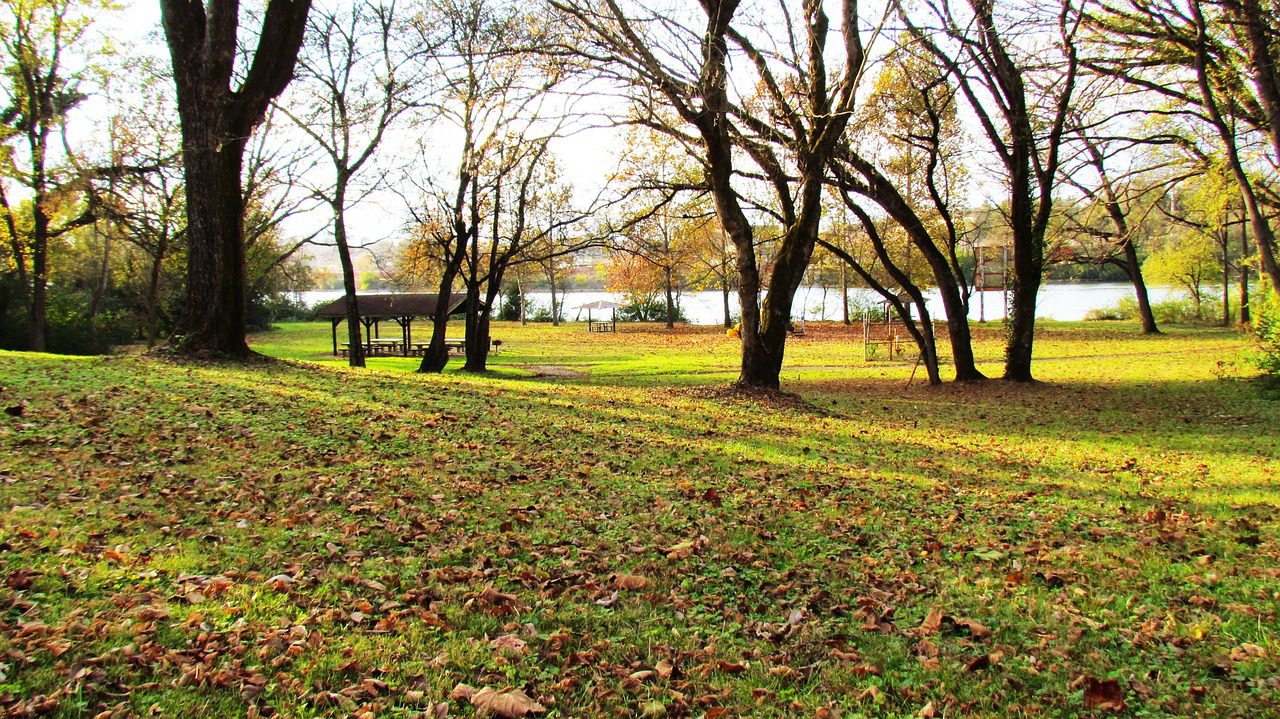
(1144, 234, 1219, 318)
(0, 0, 107, 350)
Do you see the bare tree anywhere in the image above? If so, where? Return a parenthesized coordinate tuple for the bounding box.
(825, 39, 980, 383)
(160, 0, 311, 357)
(1083, 0, 1280, 302)
(609, 129, 708, 329)
(97, 66, 186, 347)
(1054, 119, 1199, 334)
(278, 0, 429, 367)
(404, 0, 576, 372)
(901, 0, 1081, 382)
(554, 0, 879, 389)
(0, 0, 106, 350)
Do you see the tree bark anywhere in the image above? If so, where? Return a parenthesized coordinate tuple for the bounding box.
(663, 267, 676, 328)
(29, 204, 49, 352)
(161, 0, 312, 357)
(463, 263, 506, 372)
(1122, 238, 1159, 334)
(841, 262, 850, 325)
(419, 230, 465, 373)
(332, 185, 365, 367)
(173, 107, 251, 356)
(1240, 214, 1251, 325)
(722, 277, 731, 328)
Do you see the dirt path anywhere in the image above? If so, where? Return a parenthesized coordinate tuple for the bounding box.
(518, 365, 586, 379)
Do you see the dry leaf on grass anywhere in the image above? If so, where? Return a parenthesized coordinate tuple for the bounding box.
(949, 617, 992, 639)
(614, 574, 650, 590)
(919, 606, 943, 635)
(490, 634, 529, 656)
(1082, 677, 1126, 712)
(471, 687, 546, 718)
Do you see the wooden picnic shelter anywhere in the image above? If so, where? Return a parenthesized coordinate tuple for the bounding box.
(314, 293, 470, 356)
(575, 300, 621, 332)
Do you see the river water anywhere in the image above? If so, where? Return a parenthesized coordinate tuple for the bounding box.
(298, 282, 1182, 325)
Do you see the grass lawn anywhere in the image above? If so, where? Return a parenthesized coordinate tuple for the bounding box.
(1, 319, 1276, 718)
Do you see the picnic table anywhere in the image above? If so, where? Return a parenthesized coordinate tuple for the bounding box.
(404, 338, 465, 354)
(588, 320, 616, 332)
(338, 338, 402, 356)
(339, 337, 496, 357)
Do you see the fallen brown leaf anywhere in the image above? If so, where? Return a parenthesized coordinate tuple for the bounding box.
(614, 574, 650, 591)
(1083, 677, 1126, 712)
(919, 606, 943, 635)
(471, 687, 546, 718)
(490, 634, 529, 656)
(950, 617, 992, 639)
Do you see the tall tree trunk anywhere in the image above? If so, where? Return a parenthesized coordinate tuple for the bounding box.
(29, 203, 49, 352)
(740, 173, 825, 388)
(546, 262, 560, 326)
(463, 264, 505, 372)
(933, 272, 982, 381)
(420, 254, 463, 373)
(1241, 214, 1251, 325)
(1087, 135, 1159, 335)
(1220, 229, 1231, 327)
(1189, 0, 1280, 297)
(1122, 238, 1159, 334)
(161, 0, 312, 358)
(664, 267, 676, 329)
(462, 281, 483, 371)
(841, 262, 850, 325)
(89, 226, 112, 320)
(1004, 220, 1041, 382)
(517, 271, 527, 325)
(145, 231, 170, 348)
(722, 276, 731, 328)
(332, 187, 365, 367)
(174, 108, 251, 356)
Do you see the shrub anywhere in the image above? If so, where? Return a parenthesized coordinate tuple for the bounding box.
(617, 294, 687, 323)
(247, 292, 312, 330)
(1084, 294, 1224, 325)
(1251, 289, 1280, 386)
(44, 290, 138, 355)
(498, 285, 523, 321)
(1084, 296, 1137, 321)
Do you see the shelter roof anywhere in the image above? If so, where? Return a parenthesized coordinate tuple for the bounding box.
(576, 300, 622, 310)
(314, 293, 469, 319)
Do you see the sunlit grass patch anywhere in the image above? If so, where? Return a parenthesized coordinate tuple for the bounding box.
(1, 320, 1276, 717)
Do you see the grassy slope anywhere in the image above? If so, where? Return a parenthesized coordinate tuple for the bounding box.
(0, 320, 1276, 718)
